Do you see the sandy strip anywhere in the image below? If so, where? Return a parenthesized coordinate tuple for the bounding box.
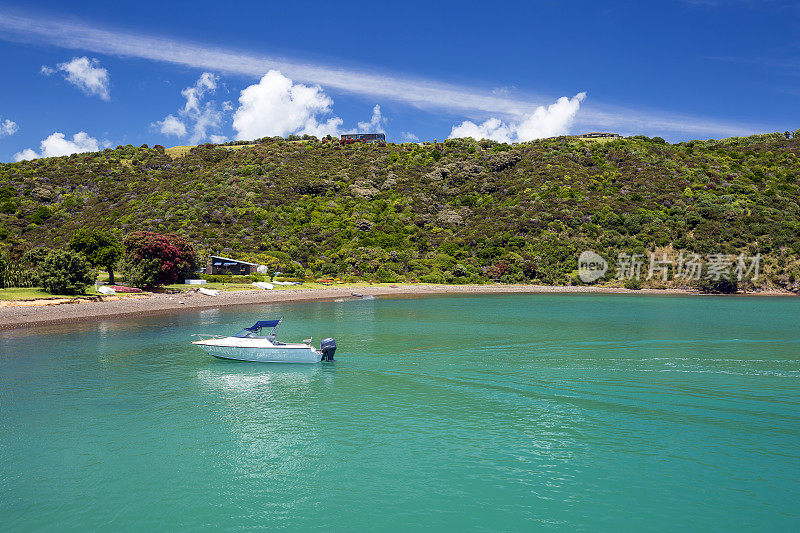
(0, 284, 795, 331)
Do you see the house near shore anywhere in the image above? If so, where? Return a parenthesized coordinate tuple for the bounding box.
(207, 255, 259, 276)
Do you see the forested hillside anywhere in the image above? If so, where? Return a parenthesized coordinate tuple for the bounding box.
(1, 133, 799, 290)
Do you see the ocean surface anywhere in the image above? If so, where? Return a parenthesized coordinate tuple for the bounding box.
(1, 294, 799, 531)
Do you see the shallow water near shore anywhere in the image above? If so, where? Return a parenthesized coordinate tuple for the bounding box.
(1, 294, 799, 531)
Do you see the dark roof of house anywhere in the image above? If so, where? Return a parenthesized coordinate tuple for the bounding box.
(209, 255, 259, 266)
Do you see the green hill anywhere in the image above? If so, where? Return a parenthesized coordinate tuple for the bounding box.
(1, 133, 799, 290)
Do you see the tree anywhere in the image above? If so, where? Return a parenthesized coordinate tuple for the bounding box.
(21, 247, 50, 269)
(120, 257, 162, 290)
(121, 231, 198, 288)
(70, 229, 124, 284)
(0, 252, 7, 289)
(40, 249, 95, 295)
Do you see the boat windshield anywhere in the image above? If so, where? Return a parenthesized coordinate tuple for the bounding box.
(231, 330, 277, 340)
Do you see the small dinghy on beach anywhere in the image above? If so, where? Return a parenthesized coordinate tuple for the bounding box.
(198, 287, 220, 296)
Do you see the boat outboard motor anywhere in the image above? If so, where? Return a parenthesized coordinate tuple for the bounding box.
(320, 338, 336, 361)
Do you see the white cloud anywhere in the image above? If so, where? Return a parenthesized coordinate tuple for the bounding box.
(232, 70, 343, 139)
(401, 131, 419, 142)
(41, 56, 110, 100)
(152, 72, 224, 143)
(451, 118, 513, 143)
(0, 12, 773, 139)
(0, 117, 18, 137)
(154, 114, 186, 136)
(450, 92, 586, 142)
(181, 72, 217, 115)
(158, 70, 378, 143)
(14, 131, 104, 161)
(491, 86, 515, 97)
(357, 104, 386, 133)
(14, 148, 38, 161)
(188, 104, 223, 144)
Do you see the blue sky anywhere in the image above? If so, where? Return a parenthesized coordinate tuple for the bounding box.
(0, 0, 798, 161)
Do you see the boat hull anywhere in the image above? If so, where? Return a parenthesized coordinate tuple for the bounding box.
(197, 343, 322, 363)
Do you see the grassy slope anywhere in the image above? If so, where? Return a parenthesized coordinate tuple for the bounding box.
(1, 134, 799, 290)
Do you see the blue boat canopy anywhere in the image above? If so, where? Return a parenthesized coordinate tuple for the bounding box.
(245, 319, 281, 331)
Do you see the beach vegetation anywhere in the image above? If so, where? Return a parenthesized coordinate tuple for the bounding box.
(0, 250, 42, 289)
(39, 249, 95, 295)
(624, 277, 643, 290)
(0, 253, 6, 289)
(693, 277, 739, 294)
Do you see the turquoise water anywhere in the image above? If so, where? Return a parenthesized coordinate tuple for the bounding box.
(1, 294, 799, 531)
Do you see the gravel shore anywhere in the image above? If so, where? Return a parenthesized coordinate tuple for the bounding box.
(0, 284, 793, 331)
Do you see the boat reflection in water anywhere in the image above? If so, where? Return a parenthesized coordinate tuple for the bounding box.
(196, 363, 325, 394)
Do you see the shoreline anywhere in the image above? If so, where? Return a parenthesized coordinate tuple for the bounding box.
(0, 284, 796, 332)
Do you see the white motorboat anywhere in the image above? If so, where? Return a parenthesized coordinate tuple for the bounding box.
(191, 318, 336, 363)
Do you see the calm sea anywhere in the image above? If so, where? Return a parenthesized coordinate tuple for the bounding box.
(1, 294, 799, 531)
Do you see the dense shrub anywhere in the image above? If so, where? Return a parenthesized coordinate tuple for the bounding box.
(121, 257, 161, 290)
(29, 205, 52, 224)
(20, 247, 50, 269)
(374, 267, 395, 283)
(624, 277, 643, 290)
(1, 250, 43, 288)
(198, 274, 257, 284)
(199, 274, 233, 283)
(3, 268, 40, 289)
(693, 277, 738, 294)
(40, 249, 95, 295)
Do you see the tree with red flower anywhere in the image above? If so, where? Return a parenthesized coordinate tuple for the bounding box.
(121, 231, 198, 289)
